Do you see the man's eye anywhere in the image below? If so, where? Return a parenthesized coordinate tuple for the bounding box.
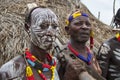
(74, 22, 82, 26)
(53, 25, 58, 29)
(86, 22, 91, 26)
(40, 24, 48, 29)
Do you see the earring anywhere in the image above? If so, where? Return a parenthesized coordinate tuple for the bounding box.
(90, 30, 94, 49)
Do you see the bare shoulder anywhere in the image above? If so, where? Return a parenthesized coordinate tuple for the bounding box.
(0, 55, 26, 69)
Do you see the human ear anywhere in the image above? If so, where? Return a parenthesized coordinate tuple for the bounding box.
(25, 23, 30, 30)
(65, 26, 70, 34)
(24, 23, 30, 34)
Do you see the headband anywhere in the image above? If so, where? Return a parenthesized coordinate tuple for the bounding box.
(66, 11, 88, 26)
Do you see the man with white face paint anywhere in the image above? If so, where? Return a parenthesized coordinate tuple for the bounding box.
(30, 7, 58, 51)
(0, 3, 60, 80)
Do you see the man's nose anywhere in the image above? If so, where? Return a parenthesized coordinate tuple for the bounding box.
(81, 23, 90, 29)
(47, 26, 53, 31)
(82, 23, 87, 28)
(46, 26, 54, 35)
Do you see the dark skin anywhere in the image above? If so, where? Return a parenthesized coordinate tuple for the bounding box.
(61, 15, 103, 80)
(57, 15, 103, 80)
(66, 16, 91, 58)
(67, 16, 102, 74)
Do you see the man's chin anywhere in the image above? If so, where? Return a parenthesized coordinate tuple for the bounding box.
(43, 44, 53, 50)
(76, 39, 88, 43)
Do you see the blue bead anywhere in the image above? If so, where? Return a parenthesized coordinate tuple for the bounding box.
(43, 68, 49, 72)
(27, 59, 35, 67)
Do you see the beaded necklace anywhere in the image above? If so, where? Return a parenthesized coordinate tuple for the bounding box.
(115, 32, 120, 42)
(25, 48, 56, 80)
(68, 43, 92, 65)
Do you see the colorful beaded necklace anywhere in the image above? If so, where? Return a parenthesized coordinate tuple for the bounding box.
(25, 48, 56, 80)
(115, 32, 120, 42)
(68, 43, 92, 65)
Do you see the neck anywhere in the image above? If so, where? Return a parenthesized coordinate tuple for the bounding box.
(70, 39, 87, 54)
(30, 43, 49, 62)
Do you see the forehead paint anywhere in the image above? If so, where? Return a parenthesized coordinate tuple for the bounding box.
(31, 8, 58, 27)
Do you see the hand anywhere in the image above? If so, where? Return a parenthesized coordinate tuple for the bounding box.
(64, 59, 89, 80)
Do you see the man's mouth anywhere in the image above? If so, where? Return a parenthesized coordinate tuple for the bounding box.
(41, 36, 54, 43)
(80, 32, 89, 36)
(79, 32, 89, 38)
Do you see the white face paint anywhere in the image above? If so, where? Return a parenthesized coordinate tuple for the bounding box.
(30, 8, 59, 50)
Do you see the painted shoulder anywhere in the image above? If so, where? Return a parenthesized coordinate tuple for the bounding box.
(0, 55, 26, 80)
